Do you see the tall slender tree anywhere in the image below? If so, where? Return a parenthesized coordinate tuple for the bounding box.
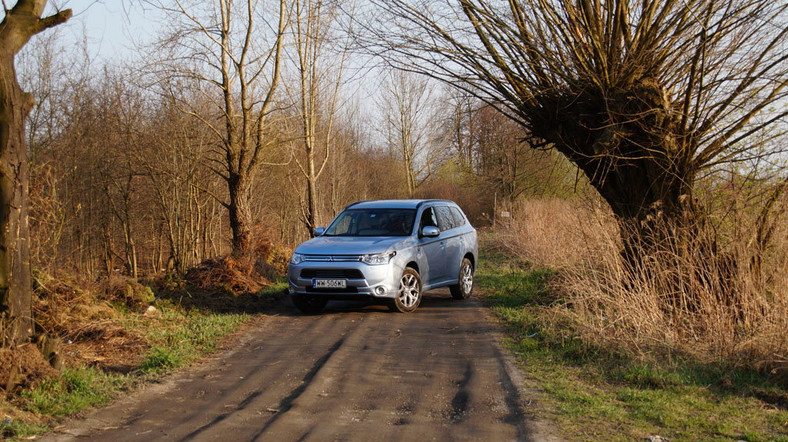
(380, 71, 443, 196)
(289, 0, 353, 235)
(0, 0, 70, 344)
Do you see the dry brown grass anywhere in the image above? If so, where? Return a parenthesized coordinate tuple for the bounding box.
(0, 344, 56, 395)
(496, 194, 788, 376)
(562, 228, 788, 369)
(31, 276, 147, 374)
(490, 197, 618, 269)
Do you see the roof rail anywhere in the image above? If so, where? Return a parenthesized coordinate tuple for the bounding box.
(415, 199, 448, 209)
(344, 200, 369, 209)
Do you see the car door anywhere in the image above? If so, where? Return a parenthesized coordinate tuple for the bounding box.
(435, 205, 462, 284)
(417, 206, 447, 286)
(449, 206, 471, 250)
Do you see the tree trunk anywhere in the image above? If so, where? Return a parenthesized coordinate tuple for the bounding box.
(122, 222, 138, 279)
(530, 80, 727, 311)
(0, 57, 35, 345)
(0, 2, 70, 344)
(531, 79, 699, 251)
(103, 221, 113, 276)
(305, 143, 318, 234)
(403, 149, 415, 197)
(227, 172, 252, 254)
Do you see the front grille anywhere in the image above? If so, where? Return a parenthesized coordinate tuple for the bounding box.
(301, 269, 364, 279)
(303, 255, 361, 262)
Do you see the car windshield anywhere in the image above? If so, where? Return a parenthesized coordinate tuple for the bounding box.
(323, 209, 416, 237)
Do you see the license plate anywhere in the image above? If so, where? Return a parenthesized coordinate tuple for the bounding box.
(312, 279, 347, 289)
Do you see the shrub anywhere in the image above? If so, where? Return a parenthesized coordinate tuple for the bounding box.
(99, 275, 155, 309)
(185, 229, 289, 295)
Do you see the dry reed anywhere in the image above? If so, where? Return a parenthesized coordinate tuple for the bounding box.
(496, 195, 788, 373)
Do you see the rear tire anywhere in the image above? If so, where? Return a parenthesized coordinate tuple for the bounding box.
(450, 258, 474, 300)
(292, 294, 328, 314)
(391, 267, 422, 313)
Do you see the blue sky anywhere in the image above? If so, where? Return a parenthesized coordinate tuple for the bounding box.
(59, 1, 163, 60)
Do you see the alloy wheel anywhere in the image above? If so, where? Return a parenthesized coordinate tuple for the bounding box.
(398, 273, 420, 308)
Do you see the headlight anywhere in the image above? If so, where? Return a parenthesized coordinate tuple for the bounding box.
(290, 253, 306, 265)
(361, 251, 396, 265)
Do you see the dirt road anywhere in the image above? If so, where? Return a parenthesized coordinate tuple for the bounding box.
(42, 292, 554, 441)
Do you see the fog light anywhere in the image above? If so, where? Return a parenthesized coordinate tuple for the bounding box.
(288, 286, 296, 295)
(374, 286, 387, 296)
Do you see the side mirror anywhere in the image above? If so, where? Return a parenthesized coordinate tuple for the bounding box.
(313, 227, 326, 236)
(420, 226, 440, 238)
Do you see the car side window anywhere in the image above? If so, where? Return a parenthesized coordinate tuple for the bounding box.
(419, 207, 438, 231)
(435, 206, 456, 231)
(449, 207, 466, 227)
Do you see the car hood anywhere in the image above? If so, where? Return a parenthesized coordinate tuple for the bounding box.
(295, 236, 408, 256)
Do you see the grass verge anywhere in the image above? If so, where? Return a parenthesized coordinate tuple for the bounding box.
(478, 252, 788, 441)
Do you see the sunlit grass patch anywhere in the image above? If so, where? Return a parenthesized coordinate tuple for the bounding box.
(136, 304, 248, 374)
(479, 250, 788, 441)
(3, 279, 283, 439)
(21, 368, 127, 416)
(0, 415, 48, 439)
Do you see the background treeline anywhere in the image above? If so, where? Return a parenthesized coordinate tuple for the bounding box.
(20, 31, 576, 280)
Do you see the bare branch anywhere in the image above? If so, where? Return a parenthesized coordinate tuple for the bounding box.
(368, 0, 788, 223)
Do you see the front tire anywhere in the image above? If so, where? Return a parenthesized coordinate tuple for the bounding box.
(391, 267, 422, 313)
(450, 258, 474, 300)
(292, 294, 328, 314)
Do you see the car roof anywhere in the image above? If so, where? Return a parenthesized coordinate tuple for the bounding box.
(344, 199, 455, 210)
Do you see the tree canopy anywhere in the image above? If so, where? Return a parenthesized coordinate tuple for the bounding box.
(368, 0, 788, 223)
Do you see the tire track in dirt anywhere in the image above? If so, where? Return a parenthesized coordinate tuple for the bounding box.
(41, 293, 555, 441)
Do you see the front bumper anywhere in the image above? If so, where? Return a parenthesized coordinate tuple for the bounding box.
(287, 260, 401, 300)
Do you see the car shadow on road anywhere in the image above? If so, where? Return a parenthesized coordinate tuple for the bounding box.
(281, 289, 480, 317)
(156, 279, 479, 318)
(153, 283, 288, 315)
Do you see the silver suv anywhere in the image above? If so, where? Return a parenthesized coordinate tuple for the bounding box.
(287, 199, 478, 313)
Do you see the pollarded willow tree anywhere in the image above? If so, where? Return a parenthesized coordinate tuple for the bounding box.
(369, 0, 788, 252)
(0, 1, 70, 344)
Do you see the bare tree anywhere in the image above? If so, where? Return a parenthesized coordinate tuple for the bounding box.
(370, 0, 788, 252)
(136, 95, 222, 275)
(288, 0, 353, 234)
(148, 0, 287, 254)
(0, 1, 71, 344)
(21, 28, 71, 272)
(444, 91, 476, 173)
(380, 71, 444, 196)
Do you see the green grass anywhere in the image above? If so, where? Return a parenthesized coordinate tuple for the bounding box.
(133, 281, 286, 373)
(478, 252, 788, 441)
(0, 416, 49, 439)
(138, 307, 248, 373)
(21, 368, 128, 416)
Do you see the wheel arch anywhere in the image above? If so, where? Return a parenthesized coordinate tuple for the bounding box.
(463, 253, 475, 270)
